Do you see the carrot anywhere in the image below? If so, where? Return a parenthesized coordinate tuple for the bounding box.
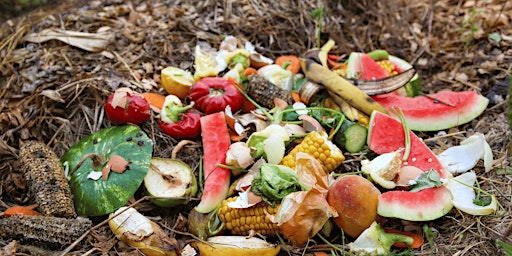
(243, 67, 258, 77)
(291, 91, 302, 103)
(142, 92, 166, 110)
(4, 205, 41, 217)
(313, 252, 330, 256)
(275, 55, 301, 74)
(385, 228, 424, 249)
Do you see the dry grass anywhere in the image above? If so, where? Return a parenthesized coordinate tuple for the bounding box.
(0, 0, 511, 255)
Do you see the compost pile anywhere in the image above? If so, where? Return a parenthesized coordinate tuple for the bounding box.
(0, 0, 511, 255)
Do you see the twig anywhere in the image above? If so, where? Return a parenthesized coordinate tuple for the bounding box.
(58, 196, 150, 256)
(113, 51, 144, 89)
(421, 93, 456, 108)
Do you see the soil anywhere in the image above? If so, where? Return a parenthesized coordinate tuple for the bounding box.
(0, 0, 511, 255)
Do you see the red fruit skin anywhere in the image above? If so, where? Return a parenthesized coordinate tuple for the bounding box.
(327, 175, 381, 238)
(189, 77, 243, 115)
(105, 93, 151, 125)
(158, 109, 202, 139)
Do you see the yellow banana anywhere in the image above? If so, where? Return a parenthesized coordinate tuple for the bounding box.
(300, 58, 388, 116)
(328, 91, 360, 122)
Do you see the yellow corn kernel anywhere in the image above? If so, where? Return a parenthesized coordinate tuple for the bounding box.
(217, 197, 280, 236)
(357, 112, 370, 127)
(280, 131, 345, 173)
(377, 60, 398, 76)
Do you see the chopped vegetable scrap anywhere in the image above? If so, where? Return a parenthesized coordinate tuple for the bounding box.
(53, 35, 496, 255)
(348, 222, 414, 255)
(158, 95, 202, 139)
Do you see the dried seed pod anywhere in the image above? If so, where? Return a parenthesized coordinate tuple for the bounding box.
(246, 74, 294, 109)
(19, 141, 77, 218)
(0, 215, 92, 246)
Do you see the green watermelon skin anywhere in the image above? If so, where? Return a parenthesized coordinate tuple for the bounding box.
(195, 112, 231, 213)
(378, 186, 453, 221)
(346, 52, 389, 80)
(388, 55, 422, 97)
(367, 111, 449, 178)
(372, 90, 489, 131)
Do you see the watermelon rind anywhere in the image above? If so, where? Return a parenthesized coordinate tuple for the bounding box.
(195, 112, 231, 213)
(367, 111, 450, 179)
(61, 125, 153, 217)
(372, 90, 489, 131)
(388, 55, 422, 97)
(378, 186, 453, 221)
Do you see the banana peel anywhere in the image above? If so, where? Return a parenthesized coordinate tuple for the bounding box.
(300, 58, 388, 116)
(328, 91, 360, 122)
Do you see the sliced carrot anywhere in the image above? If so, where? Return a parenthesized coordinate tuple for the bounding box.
(4, 205, 41, 217)
(275, 55, 301, 74)
(313, 252, 330, 256)
(291, 91, 302, 103)
(243, 67, 258, 77)
(385, 228, 424, 249)
(142, 92, 166, 110)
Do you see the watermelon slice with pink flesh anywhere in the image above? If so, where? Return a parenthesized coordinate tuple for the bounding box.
(372, 90, 489, 131)
(346, 52, 389, 80)
(378, 186, 453, 221)
(195, 112, 232, 213)
(367, 111, 449, 179)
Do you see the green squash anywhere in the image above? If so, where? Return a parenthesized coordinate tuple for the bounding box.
(61, 125, 153, 216)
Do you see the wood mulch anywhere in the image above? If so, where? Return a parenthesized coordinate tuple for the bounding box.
(0, 0, 511, 255)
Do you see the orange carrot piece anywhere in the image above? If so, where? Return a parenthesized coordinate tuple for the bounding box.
(313, 252, 330, 256)
(385, 228, 424, 249)
(243, 67, 258, 77)
(142, 92, 166, 110)
(4, 205, 41, 217)
(275, 55, 301, 74)
(291, 91, 302, 103)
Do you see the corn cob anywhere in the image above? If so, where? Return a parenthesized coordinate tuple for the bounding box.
(246, 74, 294, 109)
(217, 196, 281, 236)
(281, 131, 345, 173)
(19, 141, 77, 218)
(0, 215, 92, 246)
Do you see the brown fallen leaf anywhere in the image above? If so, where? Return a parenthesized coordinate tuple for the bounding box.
(23, 27, 114, 52)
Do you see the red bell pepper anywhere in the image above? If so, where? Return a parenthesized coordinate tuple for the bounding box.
(158, 95, 202, 139)
(189, 77, 243, 115)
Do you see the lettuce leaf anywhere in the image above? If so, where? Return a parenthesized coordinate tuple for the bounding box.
(250, 164, 309, 207)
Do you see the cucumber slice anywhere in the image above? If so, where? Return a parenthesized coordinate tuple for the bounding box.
(334, 121, 368, 153)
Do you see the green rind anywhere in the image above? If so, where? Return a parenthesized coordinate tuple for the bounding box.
(378, 186, 453, 221)
(195, 112, 231, 213)
(388, 55, 422, 97)
(367, 111, 448, 178)
(372, 90, 489, 131)
(61, 125, 153, 216)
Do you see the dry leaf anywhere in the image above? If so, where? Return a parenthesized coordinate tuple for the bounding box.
(24, 27, 114, 52)
(40, 89, 65, 103)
